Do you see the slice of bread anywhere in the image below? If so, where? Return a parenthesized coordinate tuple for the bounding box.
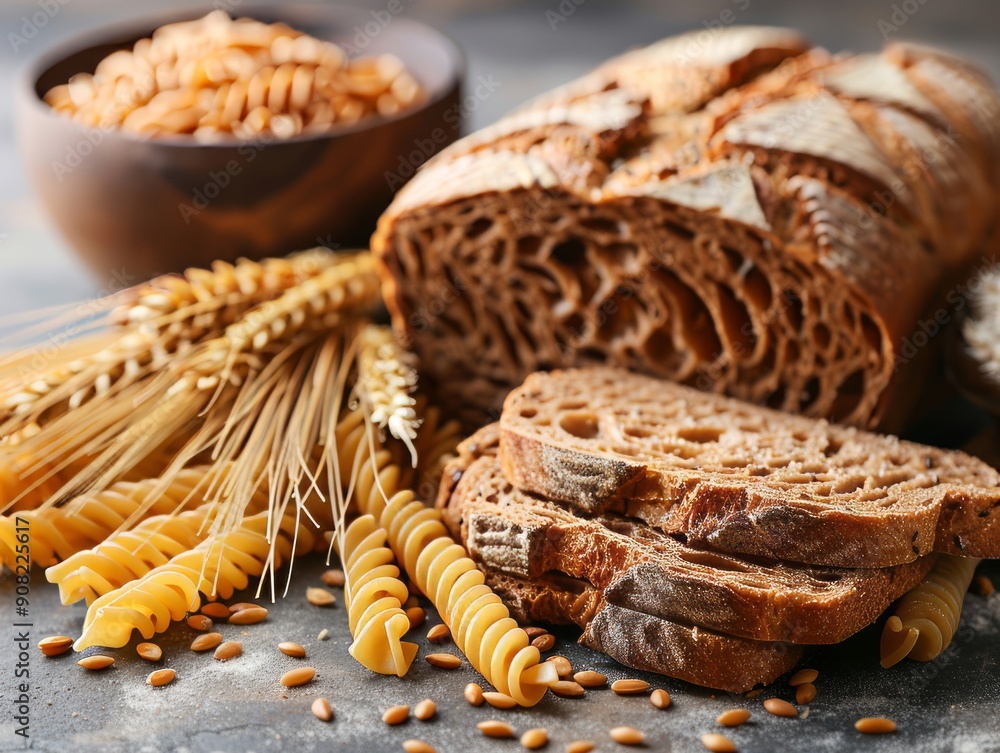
(445, 448, 932, 644)
(499, 368, 1000, 568)
(483, 568, 804, 693)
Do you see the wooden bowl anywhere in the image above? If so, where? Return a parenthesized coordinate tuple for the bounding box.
(16, 6, 463, 280)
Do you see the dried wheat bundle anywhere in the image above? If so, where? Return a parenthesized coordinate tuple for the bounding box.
(0, 249, 369, 435)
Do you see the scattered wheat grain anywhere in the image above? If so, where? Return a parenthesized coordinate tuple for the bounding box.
(383, 705, 410, 725)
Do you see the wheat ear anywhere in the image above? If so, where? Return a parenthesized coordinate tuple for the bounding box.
(356, 324, 421, 465)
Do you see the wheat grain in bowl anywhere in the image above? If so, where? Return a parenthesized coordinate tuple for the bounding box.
(44, 11, 425, 140)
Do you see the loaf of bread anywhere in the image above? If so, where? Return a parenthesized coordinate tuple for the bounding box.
(373, 27, 1000, 428)
(498, 368, 1000, 568)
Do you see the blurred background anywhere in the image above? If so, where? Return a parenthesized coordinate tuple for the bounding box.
(1, 0, 997, 316)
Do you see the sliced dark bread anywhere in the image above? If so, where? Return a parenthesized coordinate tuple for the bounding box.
(484, 568, 804, 693)
(445, 448, 933, 644)
(499, 368, 1000, 568)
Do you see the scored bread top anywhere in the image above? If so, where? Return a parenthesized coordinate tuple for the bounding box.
(499, 367, 1000, 568)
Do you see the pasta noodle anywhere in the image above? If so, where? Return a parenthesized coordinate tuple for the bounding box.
(44, 11, 425, 140)
(880, 554, 980, 667)
(1, 466, 223, 570)
(336, 514, 416, 676)
(379, 491, 558, 706)
(74, 510, 316, 650)
(45, 474, 269, 606)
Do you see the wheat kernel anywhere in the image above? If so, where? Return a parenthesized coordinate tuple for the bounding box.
(521, 728, 548, 749)
(191, 633, 223, 652)
(281, 667, 316, 687)
(200, 602, 231, 620)
(974, 575, 994, 596)
(566, 742, 595, 753)
(147, 668, 175, 687)
(312, 697, 333, 722)
(214, 641, 243, 660)
(229, 606, 268, 625)
(38, 635, 73, 657)
(650, 689, 672, 709)
(321, 568, 346, 587)
(763, 698, 798, 718)
(717, 709, 751, 727)
(573, 670, 607, 688)
(406, 607, 426, 630)
(278, 641, 306, 658)
(796, 682, 817, 705)
(551, 681, 585, 698)
(609, 726, 644, 745)
(855, 717, 896, 734)
(611, 679, 649, 696)
(403, 741, 436, 753)
(425, 653, 461, 669)
(478, 720, 515, 738)
(789, 668, 818, 686)
(229, 602, 258, 613)
(524, 627, 548, 639)
(383, 705, 410, 725)
(701, 733, 737, 752)
(187, 615, 213, 631)
(78, 655, 114, 670)
(465, 682, 484, 706)
(405, 595, 421, 610)
(317, 629, 329, 641)
(136, 642, 162, 662)
(531, 633, 555, 652)
(547, 655, 572, 676)
(427, 624, 451, 644)
(414, 698, 436, 721)
(306, 587, 336, 607)
(483, 692, 517, 709)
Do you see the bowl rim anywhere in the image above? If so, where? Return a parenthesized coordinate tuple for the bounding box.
(17, 3, 466, 148)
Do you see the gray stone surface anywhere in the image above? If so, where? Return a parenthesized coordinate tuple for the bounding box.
(2, 1, 1000, 751)
(2, 555, 999, 753)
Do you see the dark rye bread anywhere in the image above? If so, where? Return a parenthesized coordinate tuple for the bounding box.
(484, 569, 803, 693)
(500, 368, 1000, 568)
(445, 449, 933, 644)
(373, 27, 1000, 430)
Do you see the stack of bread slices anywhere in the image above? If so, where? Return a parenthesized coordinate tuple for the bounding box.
(437, 367, 1000, 692)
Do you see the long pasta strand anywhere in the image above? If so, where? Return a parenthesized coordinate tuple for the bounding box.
(881, 555, 980, 667)
(74, 510, 316, 650)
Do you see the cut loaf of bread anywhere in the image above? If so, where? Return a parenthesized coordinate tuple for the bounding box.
(499, 368, 1000, 568)
(373, 27, 1000, 429)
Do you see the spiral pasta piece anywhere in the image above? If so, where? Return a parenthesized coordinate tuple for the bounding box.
(379, 491, 558, 706)
(75, 510, 315, 650)
(881, 555, 980, 667)
(336, 515, 416, 676)
(1, 466, 224, 570)
(45, 476, 268, 606)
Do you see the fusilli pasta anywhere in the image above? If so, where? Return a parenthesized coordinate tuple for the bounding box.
(337, 514, 417, 676)
(880, 554, 980, 667)
(44, 11, 425, 140)
(1, 466, 223, 570)
(379, 491, 558, 706)
(74, 510, 316, 650)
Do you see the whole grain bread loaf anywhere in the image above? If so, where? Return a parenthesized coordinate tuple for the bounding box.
(447, 450, 933, 644)
(499, 368, 1000, 568)
(373, 27, 1000, 428)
